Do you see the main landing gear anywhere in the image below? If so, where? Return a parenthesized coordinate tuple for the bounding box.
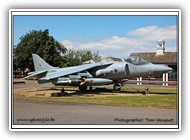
(60, 86, 93, 93)
(79, 85, 87, 91)
(79, 86, 93, 92)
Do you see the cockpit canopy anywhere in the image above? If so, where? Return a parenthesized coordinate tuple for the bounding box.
(124, 56, 150, 65)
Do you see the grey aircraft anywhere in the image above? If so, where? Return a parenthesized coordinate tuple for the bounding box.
(25, 54, 173, 92)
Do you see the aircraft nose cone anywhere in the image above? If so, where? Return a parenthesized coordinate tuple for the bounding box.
(154, 65, 173, 73)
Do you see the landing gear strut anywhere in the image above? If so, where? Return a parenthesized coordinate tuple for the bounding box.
(113, 83, 122, 91)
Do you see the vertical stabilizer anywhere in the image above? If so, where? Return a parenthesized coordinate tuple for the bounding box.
(32, 54, 56, 71)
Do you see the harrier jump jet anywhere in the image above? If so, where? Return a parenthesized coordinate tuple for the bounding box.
(25, 54, 172, 92)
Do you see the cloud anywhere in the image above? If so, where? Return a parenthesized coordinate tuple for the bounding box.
(127, 25, 176, 41)
(61, 25, 177, 58)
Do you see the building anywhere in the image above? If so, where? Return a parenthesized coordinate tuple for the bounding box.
(130, 40, 177, 86)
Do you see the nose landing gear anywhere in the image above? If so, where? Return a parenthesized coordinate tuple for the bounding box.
(113, 83, 122, 91)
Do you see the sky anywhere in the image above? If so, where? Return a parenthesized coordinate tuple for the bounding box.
(13, 15, 177, 58)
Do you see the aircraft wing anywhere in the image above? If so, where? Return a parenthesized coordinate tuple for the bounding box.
(40, 61, 113, 80)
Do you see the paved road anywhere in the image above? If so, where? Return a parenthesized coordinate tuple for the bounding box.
(13, 99, 177, 125)
(13, 80, 53, 89)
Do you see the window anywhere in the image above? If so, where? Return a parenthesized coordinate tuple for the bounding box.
(124, 56, 149, 65)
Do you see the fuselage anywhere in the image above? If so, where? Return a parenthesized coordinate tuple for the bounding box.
(45, 60, 172, 86)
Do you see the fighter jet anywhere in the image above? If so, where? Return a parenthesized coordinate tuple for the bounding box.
(25, 54, 172, 92)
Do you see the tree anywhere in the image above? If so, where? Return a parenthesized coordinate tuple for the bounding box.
(14, 29, 68, 71)
(65, 48, 101, 66)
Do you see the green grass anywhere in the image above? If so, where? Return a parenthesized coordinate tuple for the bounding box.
(122, 88, 177, 94)
(14, 85, 177, 109)
(14, 92, 177, 109)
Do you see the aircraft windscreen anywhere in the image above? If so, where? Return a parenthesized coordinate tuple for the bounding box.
(124, 56, 149, 65)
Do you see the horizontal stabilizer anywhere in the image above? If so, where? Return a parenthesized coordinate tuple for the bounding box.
(24, 70, 47, 79)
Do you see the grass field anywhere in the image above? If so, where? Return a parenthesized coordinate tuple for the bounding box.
(14, 86, 178, 109)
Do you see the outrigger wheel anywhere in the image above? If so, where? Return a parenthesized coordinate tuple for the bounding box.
(61, 87, 65, 93)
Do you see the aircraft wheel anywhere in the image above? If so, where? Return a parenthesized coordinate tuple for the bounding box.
(61, 87, 65, 93)
(79, 86, 87, 91)
(113, 84, 121, 91)
(89, 86, 93, 91)
(83, 86, 87, 91)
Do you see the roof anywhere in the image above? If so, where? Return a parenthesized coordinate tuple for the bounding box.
(130, 52, 177, 65)
(101, 57, 122, 62)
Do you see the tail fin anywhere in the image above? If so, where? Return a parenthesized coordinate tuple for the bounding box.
(32, 54, 56, 71)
